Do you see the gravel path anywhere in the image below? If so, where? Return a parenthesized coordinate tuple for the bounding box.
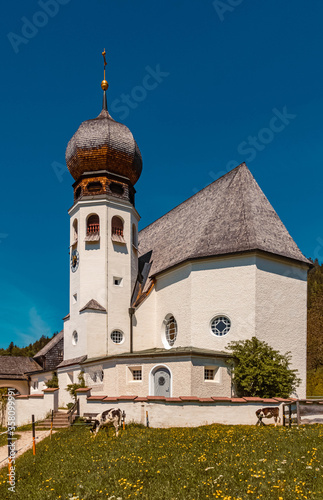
(0, 430, 56, 468)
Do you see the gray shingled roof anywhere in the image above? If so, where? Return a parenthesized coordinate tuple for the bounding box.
(0, 357, 42, 378)
(56, 355, 87, 368)
(79, 299, 106, 313)
(33, 330, 63, 359)
(83, 346, 232, 365)
(138, 163, 310, 279)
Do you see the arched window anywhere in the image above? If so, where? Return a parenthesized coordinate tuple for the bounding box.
(111, 216, 124, 237)
(72, 219, 78, 244)
(164, 315, 177, 347)
(87, 214, 100, 235)
(132, 224, 138, 248)
(72, 331, 78, 345)
(86, 181, 102, 193)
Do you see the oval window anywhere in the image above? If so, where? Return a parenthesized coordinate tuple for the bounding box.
(165, 315, 177, 346)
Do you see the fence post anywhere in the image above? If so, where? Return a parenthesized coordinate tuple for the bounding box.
(288, 405, 292, 428)
(32, 415, 36, 455)
(7, 430, 12, 476)
(122, 411, 126, 431)
(296, 400, 300, 425)
(146, 411, 149, 428)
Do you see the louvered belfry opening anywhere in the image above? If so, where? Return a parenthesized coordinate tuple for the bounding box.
(87, 214, 100, 235)
(112, 216, 123, 237)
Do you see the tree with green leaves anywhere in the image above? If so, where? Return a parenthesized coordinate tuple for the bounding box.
(226, 337, 301, 398)
(66, 371, 86, 402)
(46, 372, 59, 389)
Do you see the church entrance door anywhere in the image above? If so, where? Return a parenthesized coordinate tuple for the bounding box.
(154, 367, 171, 397)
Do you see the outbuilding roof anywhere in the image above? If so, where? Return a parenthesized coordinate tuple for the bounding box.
(33, 330, 64, 359)
(0, 356, 42, 379)
(138, 163, 310, 279)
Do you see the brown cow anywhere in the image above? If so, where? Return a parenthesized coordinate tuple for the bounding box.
(256, 407, 280, 426)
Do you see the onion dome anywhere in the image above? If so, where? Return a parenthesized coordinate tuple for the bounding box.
(65, 50, 142, 185)
(65, 109, 142, 185)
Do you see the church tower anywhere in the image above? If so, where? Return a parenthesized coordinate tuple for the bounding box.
(63, 51, 142, 361)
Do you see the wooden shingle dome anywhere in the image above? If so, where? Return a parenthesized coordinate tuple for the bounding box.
(65, 108, 142, 185)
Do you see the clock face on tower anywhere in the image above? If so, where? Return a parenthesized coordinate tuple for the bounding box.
(71, 249, 79, 272)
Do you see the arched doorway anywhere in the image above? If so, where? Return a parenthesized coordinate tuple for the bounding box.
(152, 367, 171, 397)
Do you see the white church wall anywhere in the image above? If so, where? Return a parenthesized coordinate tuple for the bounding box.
(77, 391, 287, 427)
(191, 357, 232, 397)
(83, 310, 107, 359)
(152, 255, 256, 351)
(132, 288, 157, 351)
(87, 356, 232, 398)
(155, 264, 192, 349)
(255, 256, 308, 399)
(190, 256, 257, 349)
(57, 366, 82, 407)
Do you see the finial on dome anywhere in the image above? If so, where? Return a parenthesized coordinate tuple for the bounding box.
(101, 49, 108, 111)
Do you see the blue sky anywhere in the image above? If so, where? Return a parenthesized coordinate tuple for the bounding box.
(1, 0, 322, 348)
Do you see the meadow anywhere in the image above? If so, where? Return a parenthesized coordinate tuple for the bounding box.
(0, 423, 322, 499)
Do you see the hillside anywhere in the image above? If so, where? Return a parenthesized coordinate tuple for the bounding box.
(307, 258, 323, 396)
(0, 333, 58, 358)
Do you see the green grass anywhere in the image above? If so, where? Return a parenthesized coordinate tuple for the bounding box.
(0, 423, 322, 499)
(0, 433, 20, 448)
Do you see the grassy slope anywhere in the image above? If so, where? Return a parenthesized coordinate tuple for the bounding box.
(0, 423, 322, 500)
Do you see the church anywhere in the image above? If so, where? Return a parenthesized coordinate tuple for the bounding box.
(1, 59, 310, 405)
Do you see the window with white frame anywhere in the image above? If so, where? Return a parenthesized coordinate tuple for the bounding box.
(204, 366, 220, 382)
(111, 330, 124, 344)
(129, 366, 142, 381)
(210, 316, 231, 336)
(165, 315, 177, 346)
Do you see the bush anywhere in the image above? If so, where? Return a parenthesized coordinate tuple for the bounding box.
(66, 371, 86, 402)
(226, 336, 301, 398)
(46, 372, 58, 388)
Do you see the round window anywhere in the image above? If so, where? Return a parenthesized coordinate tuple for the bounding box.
(111, 330, 124, 344)
(72, 331, 78, 345)
(210, 316, 231, 337)
(165, 315, 177, 346)
(158, 376, 166, 386)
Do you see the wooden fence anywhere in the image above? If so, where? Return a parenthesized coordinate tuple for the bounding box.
(283, 400, 323, 426)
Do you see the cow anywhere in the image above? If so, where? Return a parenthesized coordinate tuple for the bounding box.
(256, 407, 281, 427)
(89, 408, 123, 437)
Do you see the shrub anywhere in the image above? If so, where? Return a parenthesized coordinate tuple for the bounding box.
(226, 336, 301, 398)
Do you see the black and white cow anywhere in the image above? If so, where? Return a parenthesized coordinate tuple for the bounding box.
(90, 408, 123, 437)
(256, 407, 281, 427)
